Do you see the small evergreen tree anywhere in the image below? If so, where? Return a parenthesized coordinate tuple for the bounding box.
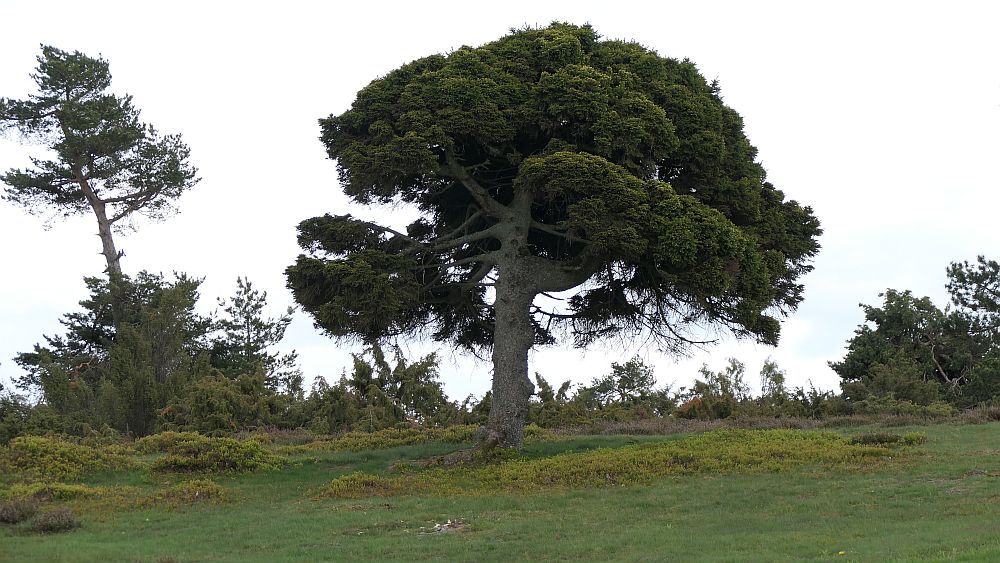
(14, 272, 212, 435)
(347, 344, 453, 428)
(211, 277, 302, 395)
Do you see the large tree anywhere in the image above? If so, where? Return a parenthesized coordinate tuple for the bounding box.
(287, 24, 821, 447)
(0, 45, 198, 275)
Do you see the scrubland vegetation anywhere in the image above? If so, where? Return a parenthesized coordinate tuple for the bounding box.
(2, 418, 1000, 561)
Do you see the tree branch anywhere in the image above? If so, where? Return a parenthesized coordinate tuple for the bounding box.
(442, 151, 511, 219)
(417, 253, 499, 271)
(108, 189, 159, 223)
(529, 220, 589, 244)
(436, 209, 484, 242)
(348, 214, 501, 255)
(350, 218, 425, 247)
(522, 255, 601, 293)
(427, 223, 503, 252)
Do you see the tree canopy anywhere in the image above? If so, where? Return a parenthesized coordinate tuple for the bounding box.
(0, 45, 198, 274)
(832, 257, 1000, 408)
(287, 23, 821, 447)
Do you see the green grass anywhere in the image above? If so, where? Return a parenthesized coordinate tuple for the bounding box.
(1, 422, 999, 561)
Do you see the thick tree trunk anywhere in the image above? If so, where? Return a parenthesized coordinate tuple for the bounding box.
(482, 260, 536, 449)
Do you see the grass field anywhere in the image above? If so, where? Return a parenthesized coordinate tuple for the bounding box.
(2, 421, 999, 562)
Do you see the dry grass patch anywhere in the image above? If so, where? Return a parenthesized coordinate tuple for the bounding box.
(0, 498, 38, 524)
(30, 508, 79, 533)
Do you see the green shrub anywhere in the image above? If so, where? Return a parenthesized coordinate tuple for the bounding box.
(150, 435, 285, 473)
(0, 435, 133, 480)
(849, 432, 905, 446)
(159, 372, 279, 434)
(319, 429, 913, 499)
(4, 482, 104, 501)
(850, 396, 957, 417)
(133, 431, 205, 454)
(0, 498, 38, 524)
(31, 508, 79, 533)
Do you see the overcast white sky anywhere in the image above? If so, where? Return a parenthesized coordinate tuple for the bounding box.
(1, 1, 998, 400)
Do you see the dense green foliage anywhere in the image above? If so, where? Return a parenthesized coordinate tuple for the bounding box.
(210, 278, 302, 395)
(0, 45, 198, 274)
(832, 257, 1000, 408)
(14, 273, 210, 435)
(291, 23, 820, 349)
(147, 434, 285, 473)
(0, 436, 133, 481)
(2, 482, 107, 502)
(132, 431, 286, 473)
(288, 23, 821, 447)
(9, 273, 307, 438)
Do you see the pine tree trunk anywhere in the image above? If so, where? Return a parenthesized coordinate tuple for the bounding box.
(482, 260, 536, 449)
(73, 167, 122, 276)
(92, 199, 122, 276)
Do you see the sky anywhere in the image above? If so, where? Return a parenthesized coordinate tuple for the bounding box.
(1, 0, 998, 400)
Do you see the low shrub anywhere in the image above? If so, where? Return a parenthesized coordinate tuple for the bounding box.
(149, 479, 226, 505)
(319, 429, 914, 499)
(31, 508, 79, 533)
(850, 397, 958, 418)
(133, 431, 205, 454)
(0, 498, 38, 524)
(958, 406, 1000, 424)
(3, 482, 104, 501)
(150, 435, 285, 473)
(256, 427, 324, 445)
(0, 435, 134, 480)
